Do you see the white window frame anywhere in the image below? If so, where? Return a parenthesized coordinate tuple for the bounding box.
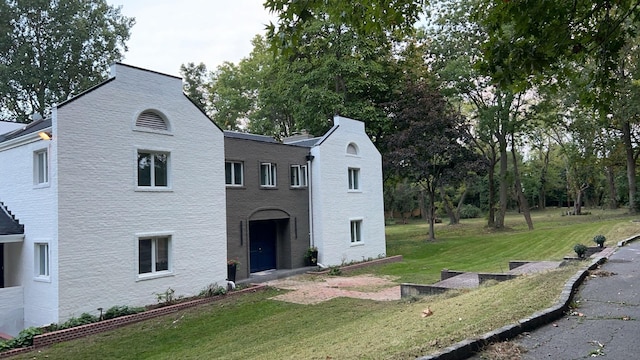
(136, 150, 171, 190)
(33, 148, 49, 187)
(260, 162, 277, 187)
(350, 219, 363, 244)
(348, 167, 360, 191)
(225, 161, 244, 186)
(137, 234, 172, 280)
(290, 164, 308, 188)
(34, 242, 50, 281)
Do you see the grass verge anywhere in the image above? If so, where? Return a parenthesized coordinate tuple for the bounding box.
(10, 208, 640, 359)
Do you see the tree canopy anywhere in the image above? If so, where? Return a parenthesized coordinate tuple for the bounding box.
(0, 0, 134, 123)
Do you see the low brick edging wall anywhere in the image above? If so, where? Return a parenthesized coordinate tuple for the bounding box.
(308, 255, 403, 275)
(0, 284, 268, 359)
(416, 239, 639, 360)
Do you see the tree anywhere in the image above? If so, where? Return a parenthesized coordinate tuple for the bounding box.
(0, 0, 134, 123)
(383, 79, 480, 240)
(425, 0, 535, 229)
(264, 0, 424, 53)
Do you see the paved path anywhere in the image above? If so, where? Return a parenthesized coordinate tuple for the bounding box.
(513, 243, 640, 359)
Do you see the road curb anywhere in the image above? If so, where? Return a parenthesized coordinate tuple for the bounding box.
(417, 235, 640, 360)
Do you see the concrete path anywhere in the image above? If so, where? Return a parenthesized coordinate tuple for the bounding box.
(511, 243, 640, 359)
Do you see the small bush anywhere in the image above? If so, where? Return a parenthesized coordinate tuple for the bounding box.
(593, 234, 606, 248)
(199, 283, 227, 297)
(50, 313, 99, 331)
(0, 326, 43, 352)
(574, 244, 588, 258)
(459, 204, 482, 219)
(103, 305, 145, 320)
(328, 267, 342, 276)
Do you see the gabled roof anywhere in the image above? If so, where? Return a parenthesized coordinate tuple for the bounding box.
(0, 202, 24, 236)
(0, 118, 52, 144)
(224, 131, 278, 143)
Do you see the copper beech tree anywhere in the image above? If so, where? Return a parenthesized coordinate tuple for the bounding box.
(383, 80, 482, 240)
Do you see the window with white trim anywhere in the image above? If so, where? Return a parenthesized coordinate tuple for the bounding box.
(348, 167, 360, 190)
(260, 162, 277, 187)
(35, 243, 49, 278)
(225, 161, 243, 186)
(34, 149, 48, 185)
(350, 220, 362, 243)
(138, 151, 169, 187)
(138, 236, 170, 275)
(290, 165, 307, 187)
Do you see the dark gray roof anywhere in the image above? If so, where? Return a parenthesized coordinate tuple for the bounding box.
(285, 137, 322, 148)
(224, 131, 277, 143)
(0, 118, 52, 143)
(0, 202, 24, 236)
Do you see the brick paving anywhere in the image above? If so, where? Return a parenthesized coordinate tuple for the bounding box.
(266, 274, 401, 304)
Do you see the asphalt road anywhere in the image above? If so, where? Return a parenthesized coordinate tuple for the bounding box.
(511, 242, 640, 359)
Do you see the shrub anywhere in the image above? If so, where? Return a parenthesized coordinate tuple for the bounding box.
(103, 305, 145, 320)
(50, 313, 99, 331)
(0, 327, 43, 352)
(459, 204, 482, 219)
(199, 283, 227, 297)
(593, 234, 606, 248)
(574, 244, 588, 258)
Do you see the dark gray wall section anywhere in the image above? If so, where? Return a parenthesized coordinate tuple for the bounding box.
(224, 136, 310, 280)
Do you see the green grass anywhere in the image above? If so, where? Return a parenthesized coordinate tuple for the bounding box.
(11, 208, 640, 359)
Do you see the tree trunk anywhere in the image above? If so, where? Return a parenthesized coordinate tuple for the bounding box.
(511, 142, 534, 230)
(538, 145, 550, 210)
(606, 165, 618, 209)
(496, 132, 508, 229)
(622, 120, 637, 214)
(439, 186, 458, 225)
(574, 189, 583, 215)
(487, 157, 496, 228)
(428, 189, 436, 240)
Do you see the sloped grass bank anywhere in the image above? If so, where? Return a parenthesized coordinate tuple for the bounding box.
(9, 209, 640, 359)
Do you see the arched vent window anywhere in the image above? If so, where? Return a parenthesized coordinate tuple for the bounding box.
(136, 111, 168, 131)
(346, 143, 359, 155)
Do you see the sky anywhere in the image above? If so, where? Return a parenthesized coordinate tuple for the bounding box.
(106, 0, 277, 77)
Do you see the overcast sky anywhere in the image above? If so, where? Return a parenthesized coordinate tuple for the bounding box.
(106, 0, 276, 77)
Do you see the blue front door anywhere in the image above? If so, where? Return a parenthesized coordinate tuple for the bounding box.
(249, 220, 277, 272)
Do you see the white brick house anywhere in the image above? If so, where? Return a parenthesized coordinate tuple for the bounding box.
(0, 64, 386, 337)
(285, 116, 386, 266)
(0, 64, 227, 335)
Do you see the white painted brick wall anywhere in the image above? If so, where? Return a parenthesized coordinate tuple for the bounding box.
(53, 64, 227, 320)
(310, 116, 386, 266)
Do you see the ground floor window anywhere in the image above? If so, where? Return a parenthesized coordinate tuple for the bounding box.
(350, 220, 362, 243)
(138, 236, 170, 275)
(35, 243, 49, 278)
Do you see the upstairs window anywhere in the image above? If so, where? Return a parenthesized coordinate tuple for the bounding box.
(225, 161, 244, 186)
(348, 167, 360, 190)
(260, 162, 277, 187)
(290, 165, 308, 188)
(138, 151, 169, 188)
(136, 111, 168, 131)
(34, 149, 49, 185)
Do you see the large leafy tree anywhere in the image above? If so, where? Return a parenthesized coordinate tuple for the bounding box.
(264, 0, 424, 52)
(0, 0, 134, 123)
(425, 0, 535, 229)
(383, 79, 480, 240)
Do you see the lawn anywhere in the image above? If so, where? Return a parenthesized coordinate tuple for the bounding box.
(11, 208, 640, 360)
